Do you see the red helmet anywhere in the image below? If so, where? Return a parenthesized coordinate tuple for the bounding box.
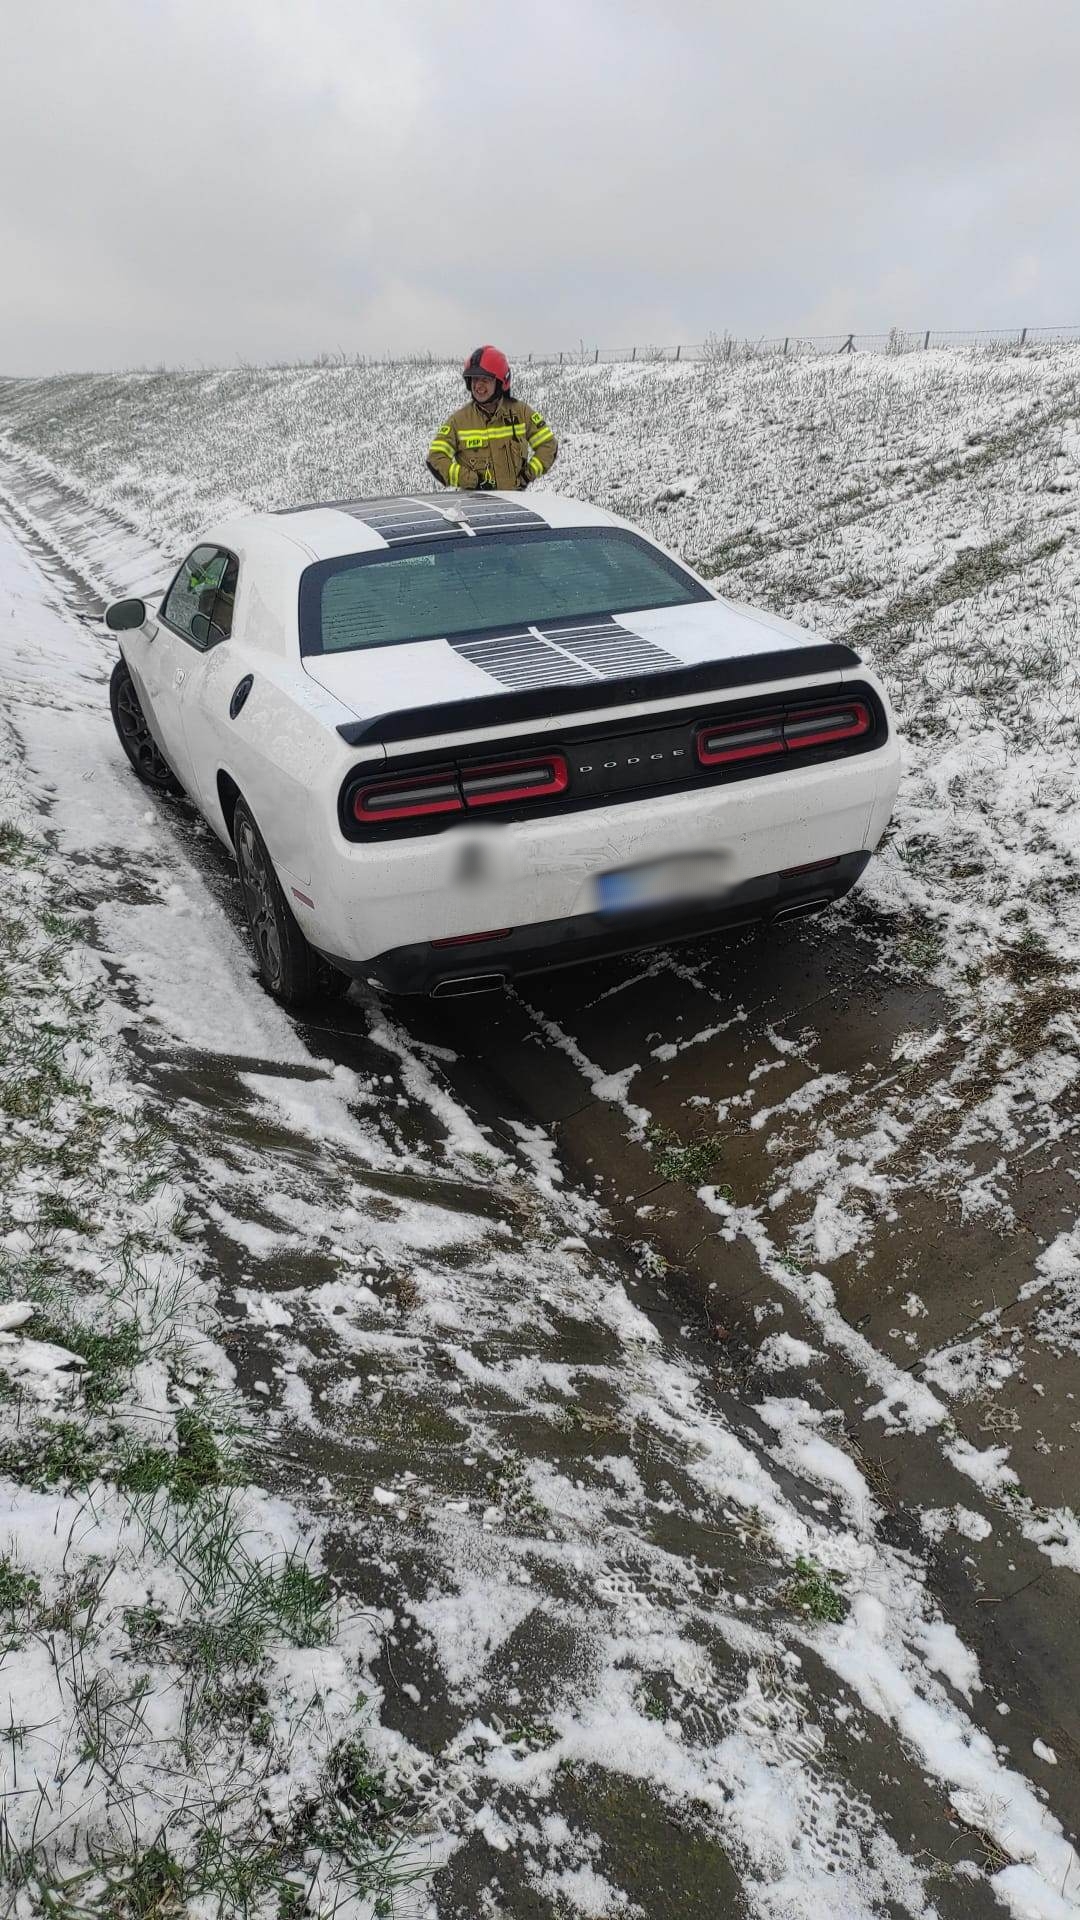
(464, 344, 510, 392)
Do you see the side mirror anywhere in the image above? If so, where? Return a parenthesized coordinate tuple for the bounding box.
(105, 598, 147, 631)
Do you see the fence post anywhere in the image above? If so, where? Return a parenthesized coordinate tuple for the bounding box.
(631, 345, 636, 361)
(1020, 327, 1027, 347)
(783, 337, 789, 355)
(840, 334, 855, 353)
(594, 347, 599, 363)
(726, 338, 733, 361)
(923, 330, 930, 350)
(675, 344, 681, 361)
(559, 352, 563, 366)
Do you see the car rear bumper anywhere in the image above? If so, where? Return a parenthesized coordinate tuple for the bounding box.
(321, 850, 871, 995)
(294, 728, 900, 963)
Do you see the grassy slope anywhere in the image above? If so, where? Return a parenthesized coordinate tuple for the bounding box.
(0, 720, 421, 1910)
(2, 352, 1080, 1915)
(2, 347, 1078, 992)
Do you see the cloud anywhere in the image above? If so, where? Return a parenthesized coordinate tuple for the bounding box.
(2, 0, 1079, 372)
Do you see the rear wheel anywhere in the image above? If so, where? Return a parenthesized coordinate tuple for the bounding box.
(109, 656, 183, 793)
(317, 962, 353, 1001)
(233, 798, 349, 1008)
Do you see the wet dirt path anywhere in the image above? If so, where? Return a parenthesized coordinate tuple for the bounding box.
(2, 466, 1078, 1914)
(426, 928, 1080, 1709)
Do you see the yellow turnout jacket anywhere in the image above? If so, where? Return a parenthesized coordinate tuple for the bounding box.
(427, 394, 557, 491)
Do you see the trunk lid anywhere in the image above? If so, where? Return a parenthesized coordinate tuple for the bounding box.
(303, 597, 837, 729)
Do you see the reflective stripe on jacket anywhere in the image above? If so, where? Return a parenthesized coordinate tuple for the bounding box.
(427, 395, 558, 490)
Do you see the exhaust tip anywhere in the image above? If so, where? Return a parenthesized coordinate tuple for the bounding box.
(430, 973, 507, 999)
(773, 896, 833, 923)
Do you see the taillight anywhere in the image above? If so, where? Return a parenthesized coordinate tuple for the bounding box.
(352, 770, 463, 824)
(461, 754, 568, 808)
(697, 700, 872, 767)
(348, 751, 569, 831)
(781, 701, 871, 749)
(696, 714, 785, 766)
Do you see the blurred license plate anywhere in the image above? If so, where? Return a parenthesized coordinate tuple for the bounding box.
(596, 854, 728, 915)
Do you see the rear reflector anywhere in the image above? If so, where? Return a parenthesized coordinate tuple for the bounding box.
(431, 928, 511, 948)
(779, 856, 841, 877)
(697, 700, 872, 768)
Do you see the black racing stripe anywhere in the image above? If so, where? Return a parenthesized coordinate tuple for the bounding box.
(453, 632, 596, 688)
(446, 615, 682, 692)
(539, 618, 680, 676)
(273, 493, 451, 517)
(271, 492, 544, 541)
(271, 494, 460, 542)
(445, 494, 543, 531)
(349, 500, 459, 544)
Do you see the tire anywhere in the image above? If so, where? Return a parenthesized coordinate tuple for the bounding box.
(109, 656, 184, 793)
(233, 798, 347, 1009)
(315, 960, 353, 1000)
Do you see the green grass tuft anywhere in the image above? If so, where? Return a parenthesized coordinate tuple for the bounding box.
(111, 1838, 188, 1918)
(36, 1190, 93, 1236)
(0, 1557, 41, 1625)
(0, 1418, 103, 1490)
(648, 1123, 724, 1187)
(0, 822, 32, 867)
(259, 1555, 336, 1648)
(28, 1315, 142, 1409)
(784, 1555, 848, 1624)
(173, 1410, 228, 1499)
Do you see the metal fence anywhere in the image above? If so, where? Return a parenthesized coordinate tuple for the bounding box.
(329, 327, 1080, 372)
(497, 326, 1080, 367)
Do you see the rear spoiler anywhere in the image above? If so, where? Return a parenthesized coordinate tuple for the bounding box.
(335, 643, 862, 747)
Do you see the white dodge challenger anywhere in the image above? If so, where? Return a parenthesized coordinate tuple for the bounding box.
(106, 491, 900, 1004)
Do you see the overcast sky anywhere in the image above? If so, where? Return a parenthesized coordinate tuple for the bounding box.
(3, 0, 1079, 374)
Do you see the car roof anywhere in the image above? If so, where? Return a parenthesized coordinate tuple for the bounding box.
(202, 492, 625, 565)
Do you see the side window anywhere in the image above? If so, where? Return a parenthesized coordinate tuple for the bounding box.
(209, 554, 239, 639)
(161, 547, 237, 647)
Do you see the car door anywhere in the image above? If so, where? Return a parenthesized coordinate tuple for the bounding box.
(139, 545, 235, 795)
(173, 550, 243, 816)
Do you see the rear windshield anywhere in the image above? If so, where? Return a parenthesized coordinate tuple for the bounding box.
(298, 528, 710, 655)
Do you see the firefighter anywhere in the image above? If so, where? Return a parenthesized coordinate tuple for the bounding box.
(427, 346, 558, 492)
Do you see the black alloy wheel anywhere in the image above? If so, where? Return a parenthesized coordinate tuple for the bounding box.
(232, 797, 349, 1008)
(109, 656, 183, 793)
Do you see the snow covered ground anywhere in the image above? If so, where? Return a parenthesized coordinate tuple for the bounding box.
(1, 349, 1079, 1917)
(2, 346, 1079, 989)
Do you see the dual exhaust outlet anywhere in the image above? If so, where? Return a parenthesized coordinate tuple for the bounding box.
(430, 972, 507, 999)
(426, 895, 834, 997)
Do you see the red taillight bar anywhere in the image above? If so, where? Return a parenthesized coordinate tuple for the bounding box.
(697, 700, 872, 768)
(461, 754, 568, 808)
(781, 702, 872, 750)
(352, 771, 463, 823)
(350, 752, 570, 827)
(696, 714, 785, 766)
